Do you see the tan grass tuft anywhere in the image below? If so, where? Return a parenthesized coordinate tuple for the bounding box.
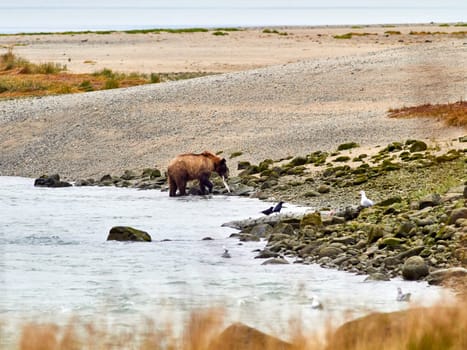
(388, 101, 467, 128)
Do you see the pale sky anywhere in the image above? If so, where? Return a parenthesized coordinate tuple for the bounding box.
(6, 0, 467, 7)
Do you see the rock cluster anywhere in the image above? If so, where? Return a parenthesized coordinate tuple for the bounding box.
(34, 174, 72, 187)
(229, 184, 465, 280)
(224, 139, 466, 283)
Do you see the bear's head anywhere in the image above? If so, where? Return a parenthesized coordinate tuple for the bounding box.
(215, 158, 229, 179)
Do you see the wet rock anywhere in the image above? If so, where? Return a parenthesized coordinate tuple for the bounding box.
(317, 184, 331, 193)
(377, 196, 402, 207)
(249, 223, 273, 238)
(364, 272, 390, 281)
(273, 222, 295, 235)
(261, 257, 289, 265)
(402, 256, 429, 280)
(318, 246, 343, 258)
(107, 226, 152, 242)
(254, 249, 280, 259)
(34, 174, 72, 188)
(238, 234, 260, 242)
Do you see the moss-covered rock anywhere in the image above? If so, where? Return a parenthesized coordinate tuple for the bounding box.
(409, 140, 428, 153)
(337, 142, 359, 151)
(300, 212, 322, 228)
(107, 226, 152, 242)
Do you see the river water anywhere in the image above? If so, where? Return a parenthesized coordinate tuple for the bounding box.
(0, 176, 453, 344)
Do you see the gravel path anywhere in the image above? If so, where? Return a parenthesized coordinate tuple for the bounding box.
(0, 41, 465, 179)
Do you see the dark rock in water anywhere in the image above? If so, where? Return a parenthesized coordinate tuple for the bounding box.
(254, 249, 280, 259)
(107, 226, 152, 242)
(34, 174, 72, 188)
(402, 256, 429, 280)
(261, 257, 289, 265)
(364, 272, 390, 282)
(208, 322, 295, 350)
(202, 237, 214, 240)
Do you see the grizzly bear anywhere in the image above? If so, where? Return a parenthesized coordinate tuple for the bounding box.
(167, 151, 229, 197)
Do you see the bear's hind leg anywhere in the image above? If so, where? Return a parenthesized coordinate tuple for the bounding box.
(176, 179, 187, 196)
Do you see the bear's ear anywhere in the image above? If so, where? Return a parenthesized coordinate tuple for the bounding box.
(220, 158, 226, 164)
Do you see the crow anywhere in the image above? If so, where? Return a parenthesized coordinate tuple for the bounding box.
(261, 206, 274, 215)
(272, 201, 285, 213)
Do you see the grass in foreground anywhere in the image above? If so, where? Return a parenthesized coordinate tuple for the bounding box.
(0, 49, 215, 99)
(4, 300, 466, 350)
(388, 101, 467, 128)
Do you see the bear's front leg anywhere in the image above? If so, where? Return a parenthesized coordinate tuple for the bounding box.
(199, 175, 213, 195)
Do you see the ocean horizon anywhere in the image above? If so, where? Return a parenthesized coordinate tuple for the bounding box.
(0, 2, 466, 34)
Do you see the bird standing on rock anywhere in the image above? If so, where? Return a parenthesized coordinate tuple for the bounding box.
(360, 190, 374, 207)
(272, 201, 285, 213)
(261, 206, 274, 215)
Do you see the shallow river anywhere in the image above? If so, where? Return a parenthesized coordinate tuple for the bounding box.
(0, 176, 453, 344)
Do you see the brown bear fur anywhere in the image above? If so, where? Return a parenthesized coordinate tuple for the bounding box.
(167, 151, 229, 197)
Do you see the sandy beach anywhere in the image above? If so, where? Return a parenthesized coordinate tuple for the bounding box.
(0, 24, 465, 179)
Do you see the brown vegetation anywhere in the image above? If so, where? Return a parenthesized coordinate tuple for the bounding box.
(0, 49, 213, 99)
(3, 300, 466, 350)
(388, 101, 467, 128)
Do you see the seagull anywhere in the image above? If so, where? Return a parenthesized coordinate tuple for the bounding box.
(310, 295, 324, 310)
(272, 201, 285, 213)
(360, 190, 374, 207)
(397, 287, 411, 302)
(261, 206, 274, 215)
(221, 247, 231, 258)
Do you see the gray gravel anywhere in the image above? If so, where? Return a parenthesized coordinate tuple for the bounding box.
(0, 42, 465, 180)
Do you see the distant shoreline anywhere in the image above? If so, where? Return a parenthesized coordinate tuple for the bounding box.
(1, 21, 466, 36)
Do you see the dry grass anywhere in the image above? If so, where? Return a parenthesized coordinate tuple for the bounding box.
(2, 299, 466, 350)
(388, 101, 467, 128)
(0, 49, 214, 99)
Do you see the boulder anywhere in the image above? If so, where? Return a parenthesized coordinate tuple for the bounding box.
(427, 267, 467, 285)
(402, 256, 429, 280)
(107, 226, 152, 242)
(409, 140, 427, 153)
(34, 174, 72, 188)
(300, 212, 322, 228)
(447, 208, 467, 225)
(208, 322, 295, 350)
(249, 223, 273, 238)
(318, 246, 344, 258)
(418, 193, 441, 209)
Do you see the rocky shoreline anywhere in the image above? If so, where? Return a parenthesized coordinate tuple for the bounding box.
(36, 137, 467, 293)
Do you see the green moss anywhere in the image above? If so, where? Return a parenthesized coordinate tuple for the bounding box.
(337, 142, 359, 151)
(229, 151, 243, 159)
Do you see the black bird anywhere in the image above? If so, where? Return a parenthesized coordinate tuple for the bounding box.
(261, 206, 274, 215)
(272, 201, 285, 213)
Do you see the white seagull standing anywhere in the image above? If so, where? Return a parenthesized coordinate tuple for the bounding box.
(397, 287, 411, 302)
(221, 246, 231, 258)
(360, 190, 374, 207)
